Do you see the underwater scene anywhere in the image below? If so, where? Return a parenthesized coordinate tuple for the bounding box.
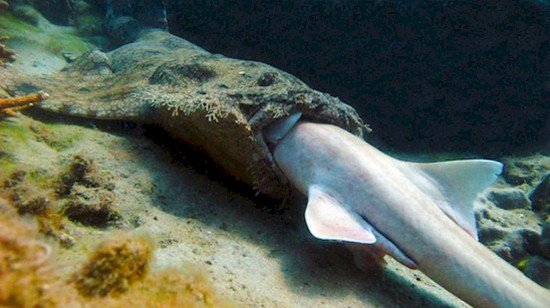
(0, 1, 548, 307)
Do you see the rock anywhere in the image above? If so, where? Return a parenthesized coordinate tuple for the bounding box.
(23, 0, 79, 25)
(16, 196, 51, 216)
(0, 37, 16, 65)
(540, 221, 550, 260)
(523, 256, 550, 288)
(530, 174, 550, 214)
(478, 225, 509, 244)
(487, 188, 531, 210)
(500, 229, 541, 264)
(73, 234, 153, 297)
(501, 156, 550, 187)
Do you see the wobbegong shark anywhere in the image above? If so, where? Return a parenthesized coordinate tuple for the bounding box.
(264, 113, 550, 307)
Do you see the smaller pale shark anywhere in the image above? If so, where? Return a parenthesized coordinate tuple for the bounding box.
(264, 113, 550, 307)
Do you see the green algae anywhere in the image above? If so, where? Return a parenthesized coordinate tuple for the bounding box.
(41, 122, 86, 151)
(0, 10, 93, 57)
(0, 120, 34, 176)
(0, 119, 35, 144)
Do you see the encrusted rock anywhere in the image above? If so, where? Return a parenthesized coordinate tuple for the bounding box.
(64, 185, 120, 227)
(501, 155, 550, 187)
(486, 188, 531, 210)
(16, 196, 51, 216)
(72, 234, 153, 297)
(0, 36, 16, 65)
(57, 153, 114, 196)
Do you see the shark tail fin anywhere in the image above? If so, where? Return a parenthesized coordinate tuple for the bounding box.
(406, 159, 503, 240)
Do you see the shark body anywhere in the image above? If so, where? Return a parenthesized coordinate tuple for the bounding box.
(265, 116, 549, 307)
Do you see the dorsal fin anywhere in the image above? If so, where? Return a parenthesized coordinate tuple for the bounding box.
(404, 159, 503, 240)
(305, 186, 376, 244)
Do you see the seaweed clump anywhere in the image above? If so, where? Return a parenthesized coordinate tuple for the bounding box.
(71, 234, 224, 306)
(1, 169, 72, 246)
(72, 234, 153, 297)
(58, 154, 120, 227)
(94, 268, 221, 307)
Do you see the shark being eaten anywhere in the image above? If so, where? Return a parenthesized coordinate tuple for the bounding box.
(264, 113, 550, 307)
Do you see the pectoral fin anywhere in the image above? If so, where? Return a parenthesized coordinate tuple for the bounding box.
(305, 186, 376, 244)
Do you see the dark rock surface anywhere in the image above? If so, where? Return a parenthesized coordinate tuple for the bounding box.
(19, 0, 79, 24)
(492, 229, 541, 264)
(487, 188, 531, 210)
(502, 155, 550, 187)
(540, 221, 550, 260)
(524, 256, 550, 288)
(530, 174, 550, 214)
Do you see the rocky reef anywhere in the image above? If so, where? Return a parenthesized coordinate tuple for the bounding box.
(475, 154, 549, 287)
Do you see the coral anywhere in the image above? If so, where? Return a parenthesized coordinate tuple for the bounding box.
(0, 91, 49, 117)
(72, 234, 153, 297)
(0, 36, 16, 65)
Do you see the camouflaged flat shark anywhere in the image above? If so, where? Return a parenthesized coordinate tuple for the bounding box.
(13, 28, 367, 198)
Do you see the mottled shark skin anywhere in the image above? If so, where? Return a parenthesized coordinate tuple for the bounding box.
(265, 116, 550, 307)
(6, 27, 367, 198)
